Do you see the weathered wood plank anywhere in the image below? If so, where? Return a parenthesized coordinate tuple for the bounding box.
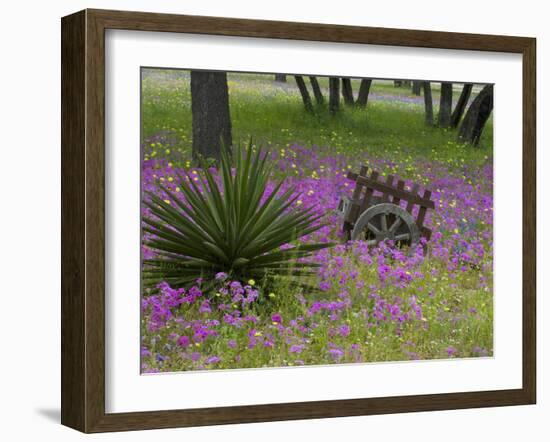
(360, 170, 378, 212)
(393, 180, 405, 206)
(416, 189, 432, 227)
(346, 166, 367, 223)
(381, 174, 394, 202)
(405, 184, 421, 212)
(421, 226, 432, 241)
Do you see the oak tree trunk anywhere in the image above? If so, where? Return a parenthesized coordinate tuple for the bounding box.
(438, 82, 453, 128)
(329, 77, 340, 114)
(422, 81, 434, 126)
(356, 79, 372, 108)
(412, 81, 421, 96)
(190, 70, 232, 163)
(458, 84, 493, 146)
(309, 76, 325, 105)
(341, 78, 354, 105)
(451, 83, 473, 128)
(294, 75, 314, 113)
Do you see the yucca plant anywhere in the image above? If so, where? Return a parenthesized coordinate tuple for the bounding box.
(142, 143, 333, 294)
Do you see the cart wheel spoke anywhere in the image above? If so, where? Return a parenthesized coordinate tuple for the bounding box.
(367, 222, 381, 235)
(380, 213, 388, 232)
(366, 239, 378, 246)
(395, 233, 410, 241)
(389, 217, 402, 233)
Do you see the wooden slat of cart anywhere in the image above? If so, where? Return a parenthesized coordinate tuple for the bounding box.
(392, 179, 405, 207)
(381, 174, 394, 202)
(405, 183, 421, 213)
(345, 166, 368, 223)
(421, 226, 432, 241)
(416, 189, 432, 227)
(360, 170, 378, 212)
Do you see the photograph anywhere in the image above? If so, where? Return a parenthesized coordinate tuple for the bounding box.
(139, 69, 494, 373)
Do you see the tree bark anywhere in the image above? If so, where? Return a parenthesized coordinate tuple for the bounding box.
(190, 70, 232, 163)
(451, 83, 473, 128)
(294, 75, 314, 113)
(329, 77, 340, 114)
(341, 78, 354, 105)
(458, 84, 493, 146)
(422, 81, 434, 126)
(356, 79, 372, 108)
(309, 76, 324, 105)
(274, 74, 287, 82)
(438, 82, 453, 128)
(412, 81, 421, 96)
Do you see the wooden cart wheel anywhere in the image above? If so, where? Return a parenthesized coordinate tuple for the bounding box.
(351, 203, 420, 247)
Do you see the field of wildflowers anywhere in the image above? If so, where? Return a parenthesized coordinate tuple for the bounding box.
(140, 70, 493, 373)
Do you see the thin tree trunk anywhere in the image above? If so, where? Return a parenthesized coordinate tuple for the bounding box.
(458, 84, 493, 146)
(190, 70, 232, 163)
(356, 79, 372, 108)
(438, 82, 453, 128)
(294, 75, 314, 113)
(274, 74, 287, 82)
(422, 81, 434, 126)
(341, 78, 354, 105)
(451, 83, 473, 128)
(412, 81, 421, 96)
(309, 76, 324, 105)
(329, 77, 340, 114)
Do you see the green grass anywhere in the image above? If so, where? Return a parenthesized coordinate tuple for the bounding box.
(141, 69, 492, 171)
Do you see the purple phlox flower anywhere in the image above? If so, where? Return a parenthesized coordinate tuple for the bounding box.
(328, 348, 344, 361)
(289, 344, 304, 354)
(199, 300, 211, 314)
(446, 346, 458, 357)
(339, 324, 351, 337)
(215, 272, 228, 280)
(205, 356, 221, 365)
(177, 335, 190, 348)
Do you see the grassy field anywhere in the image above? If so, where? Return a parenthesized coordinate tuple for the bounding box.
(140, 69, 493, 372)
(141, 70, 492, 177)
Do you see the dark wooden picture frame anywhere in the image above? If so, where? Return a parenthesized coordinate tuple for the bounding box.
(61, 8, 536, 433)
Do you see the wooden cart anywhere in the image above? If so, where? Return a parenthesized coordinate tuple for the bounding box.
(336, 165, 435, 247)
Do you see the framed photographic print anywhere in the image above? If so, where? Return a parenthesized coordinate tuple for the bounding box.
(61, 8, 536, 433)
